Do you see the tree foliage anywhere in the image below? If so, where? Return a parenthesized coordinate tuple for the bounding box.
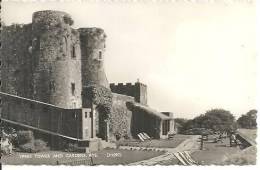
(182, 108, 237, 132)
(174, 118, 189, 133)
(237, 109, 257, 129)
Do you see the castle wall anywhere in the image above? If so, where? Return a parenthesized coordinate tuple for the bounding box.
(0, 24, 33, 98)
(31, 11, 82, 108)
(0, 10, 170, 144)
(110, 82, 148, 105)
(0, 93, 83, 139)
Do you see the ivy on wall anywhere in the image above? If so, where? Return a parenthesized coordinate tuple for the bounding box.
(109, 105, 130, 140)
(85, 84, 112, 118)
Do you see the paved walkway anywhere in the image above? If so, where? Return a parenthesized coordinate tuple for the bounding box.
(128, 135, 200, 165)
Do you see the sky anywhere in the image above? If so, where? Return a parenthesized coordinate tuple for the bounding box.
(1, 0, 257, 119)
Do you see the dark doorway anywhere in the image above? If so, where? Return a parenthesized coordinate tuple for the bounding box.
(96, 106, 107, 140)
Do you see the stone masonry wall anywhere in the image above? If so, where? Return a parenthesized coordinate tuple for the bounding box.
(0, 24, 33, 98)
(32, 11, 82, 108)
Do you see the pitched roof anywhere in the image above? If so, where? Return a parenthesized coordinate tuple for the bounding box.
(127, 102, 173, 120)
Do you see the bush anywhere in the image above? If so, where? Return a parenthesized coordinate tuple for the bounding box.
(18, 139, 49, 153)
(34, 139, 49, 152)
(1, 137, 13, 155)
(0, 125, 18, 145)
(18, 142, 36, 153)
(65, 143, 78, 152)
(17, 130, 34, 144)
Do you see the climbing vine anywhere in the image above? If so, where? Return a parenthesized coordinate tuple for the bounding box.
(85, 84, 112, 118)
(109, 105, 130, 140)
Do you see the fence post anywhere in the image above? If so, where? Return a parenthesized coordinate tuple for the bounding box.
(200, 135, 204, 150)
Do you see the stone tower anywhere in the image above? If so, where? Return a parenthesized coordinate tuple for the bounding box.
(79, 28, 109, 89)
(31, 10, 82, 109)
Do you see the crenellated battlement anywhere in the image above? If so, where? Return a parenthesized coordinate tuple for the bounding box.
(110, 82, 147, 88)
(110, 82, 147, 105)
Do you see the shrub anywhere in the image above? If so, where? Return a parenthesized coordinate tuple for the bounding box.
(1, 138, 13, 155)
(65, 143, 78, 152)
(18, 142, 36, 153)
(34, 139, 49, 152)
(17, 139, 49, 153)
(17, 130, 34, 144)
(0, 125, 18, 144)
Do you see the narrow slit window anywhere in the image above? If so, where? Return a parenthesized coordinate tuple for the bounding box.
(98, 51, 102, 60)
(71, 83, 75, 96)
(49, 81, 55, 91)
(71, 46, 76, 59)
(72, 102, 76, 108)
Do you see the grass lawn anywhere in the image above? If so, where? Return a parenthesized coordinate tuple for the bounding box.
(119, 135, 191, 148)
(1, 148, 164, 165)
(237, 129, 257, 141)
(190, 135, 243, 165)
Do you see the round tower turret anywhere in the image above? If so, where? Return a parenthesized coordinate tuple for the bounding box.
(31, 10, 82, 108)
(79, 28, 109, 89)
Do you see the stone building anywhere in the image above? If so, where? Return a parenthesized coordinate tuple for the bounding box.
(0, 10, 174, 151)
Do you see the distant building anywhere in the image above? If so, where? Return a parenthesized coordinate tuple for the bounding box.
(0, 10, 174, 151)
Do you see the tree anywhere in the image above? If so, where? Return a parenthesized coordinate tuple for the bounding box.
(182, 108, 237, 132)
(237, 109, 257, 129)
(174, 118, 189, 133)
